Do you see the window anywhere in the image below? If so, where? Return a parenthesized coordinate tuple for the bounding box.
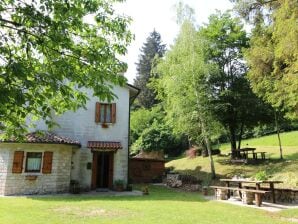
(25, 152, 42, 173)
(95, 103, 116, 124)
(100, 103, 112, 123)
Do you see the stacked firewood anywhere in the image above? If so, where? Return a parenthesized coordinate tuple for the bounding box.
(263, 189, 298, 203)
(166, 174, 182, 188)
(166, 173, 201, 191)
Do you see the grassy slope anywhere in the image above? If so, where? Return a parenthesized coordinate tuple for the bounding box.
(220, 131, 298, 150)
(166, 131, 298, 188)
(0, 186, 295, 224)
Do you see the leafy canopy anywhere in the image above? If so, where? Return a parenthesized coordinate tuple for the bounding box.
(0, 0, 132, 137)
(232, 0, 298, 119)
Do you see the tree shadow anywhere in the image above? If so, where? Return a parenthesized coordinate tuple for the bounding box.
(25, 184, 209, 203)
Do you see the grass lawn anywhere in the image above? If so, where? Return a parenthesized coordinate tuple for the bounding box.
(0, 185, 296, 224)
(166, 131, 298, 188)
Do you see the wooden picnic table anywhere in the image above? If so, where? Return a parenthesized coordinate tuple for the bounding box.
(234, 148, 256, 159)
(220, 179, 283, 203)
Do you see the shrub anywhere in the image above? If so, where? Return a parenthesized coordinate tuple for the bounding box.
(254, 171, 269, 181)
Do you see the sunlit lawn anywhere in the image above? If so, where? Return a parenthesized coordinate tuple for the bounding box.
(0, 185, 296, 224)
(167, 131, 298, 188)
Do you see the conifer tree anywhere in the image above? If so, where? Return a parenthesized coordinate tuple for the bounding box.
(134, 30, 166, 108)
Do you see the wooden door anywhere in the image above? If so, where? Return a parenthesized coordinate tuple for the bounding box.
(91, 152, 114, 189)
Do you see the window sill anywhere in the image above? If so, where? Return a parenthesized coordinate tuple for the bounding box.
(25, 175, 38, 181)
(101, 123, 110, 128)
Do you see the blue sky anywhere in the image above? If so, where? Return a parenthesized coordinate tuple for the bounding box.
(115, 0, 233, 83)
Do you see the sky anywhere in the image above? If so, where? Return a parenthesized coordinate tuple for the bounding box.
(115, 0, 234, 84)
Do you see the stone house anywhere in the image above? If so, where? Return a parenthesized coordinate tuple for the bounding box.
(0, 84, 139, 195)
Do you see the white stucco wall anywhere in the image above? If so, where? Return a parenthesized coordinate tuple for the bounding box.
(0, 143, 75, 195)
(34, 85, 131, 189)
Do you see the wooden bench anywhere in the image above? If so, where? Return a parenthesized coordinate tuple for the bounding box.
(253, 152, 267, 160)
(246, 152, 267, 160)
(210, 186, 270, 206)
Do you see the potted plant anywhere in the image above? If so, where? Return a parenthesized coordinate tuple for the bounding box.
(114, 179, 125, 192)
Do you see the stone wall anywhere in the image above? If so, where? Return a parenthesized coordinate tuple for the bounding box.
(0, 143, 75, 195)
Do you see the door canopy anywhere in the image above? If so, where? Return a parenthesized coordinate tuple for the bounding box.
(87, 141, 122, 152)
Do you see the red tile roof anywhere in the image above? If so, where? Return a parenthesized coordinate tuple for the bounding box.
(87, 141, 122, 151)
(1, 131, 81, 146)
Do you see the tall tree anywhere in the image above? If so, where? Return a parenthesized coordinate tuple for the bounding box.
(0, 0, 132, 138)
(154, 21, 217, 179)
(232, 0, 298, 119)
(200, 12, 272, 157)
(134, 30, 166, 109)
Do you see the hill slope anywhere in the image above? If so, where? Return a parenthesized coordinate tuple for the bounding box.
(166, 131, 298, 188)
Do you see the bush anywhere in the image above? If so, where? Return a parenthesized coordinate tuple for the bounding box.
(132, 121, 176, 152)
(254, 171, 269, 181)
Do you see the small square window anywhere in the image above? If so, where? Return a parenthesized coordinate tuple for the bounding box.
(25, 152, 42, 173)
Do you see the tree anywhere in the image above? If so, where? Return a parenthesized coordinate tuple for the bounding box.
(134, 30, 166, 109)
(200, 12, 272, 157)
(0, 0, 132, 138)
(130, 105, 187, 156)
(154, 21, 217, 179)
(232, 0, 298, 119)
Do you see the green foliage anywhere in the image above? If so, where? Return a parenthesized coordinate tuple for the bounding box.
(254, 171, 269, 181)
(200, 11, 273, 152)
(132, 120, 177, 153)
(113, 179, 125, 186)
(130, 105, 187, 155)
(134, 30, 166, 109)
(130, 105, 164, 144)
(233, 0, 298, 119)
(0, 0, 132, 138)
(154, 21, 218, 144)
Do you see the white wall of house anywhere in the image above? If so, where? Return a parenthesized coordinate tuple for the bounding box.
(35, 85, 131, 189)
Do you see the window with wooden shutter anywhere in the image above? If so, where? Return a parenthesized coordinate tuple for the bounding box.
(95, 103, 116, 124)
(42, 151, 53, 174)
(12, 151, 24, 173)
(25, 152, 42, 172)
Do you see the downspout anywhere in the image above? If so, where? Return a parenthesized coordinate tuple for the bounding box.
(127, 87, 140, 189)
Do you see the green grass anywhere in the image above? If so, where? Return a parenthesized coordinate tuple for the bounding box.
(0, 185, 295, 224)
(166, 131, 298, 188)
(220, 131, 298, 150)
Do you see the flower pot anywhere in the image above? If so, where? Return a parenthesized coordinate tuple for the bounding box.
(114, 185, 124, 192)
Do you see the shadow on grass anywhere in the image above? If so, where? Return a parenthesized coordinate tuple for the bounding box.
(25, 185, 209, 203)
(285, 152, 298, 160)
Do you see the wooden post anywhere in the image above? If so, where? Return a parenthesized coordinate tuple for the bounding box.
(226, 181, 230, 198)
(270, 183, 276, 203)
(255, 193, 262, 207)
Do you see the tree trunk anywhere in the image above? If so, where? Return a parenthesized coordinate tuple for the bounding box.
(237, 122, 244, 150)
(205, 136, 216, 179)
(230, 126, 237, 158)
(274, 111, 283, 159)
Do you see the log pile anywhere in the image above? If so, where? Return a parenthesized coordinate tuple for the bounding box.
(263, 188, 298, 203)
(166, 173, 201, 191)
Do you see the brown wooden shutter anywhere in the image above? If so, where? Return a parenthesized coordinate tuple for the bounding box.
(42, 151, 53, 174)
(12, 151, 24, 173)
(95, 102, 101, 123)
(111, 103, 116, 123)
